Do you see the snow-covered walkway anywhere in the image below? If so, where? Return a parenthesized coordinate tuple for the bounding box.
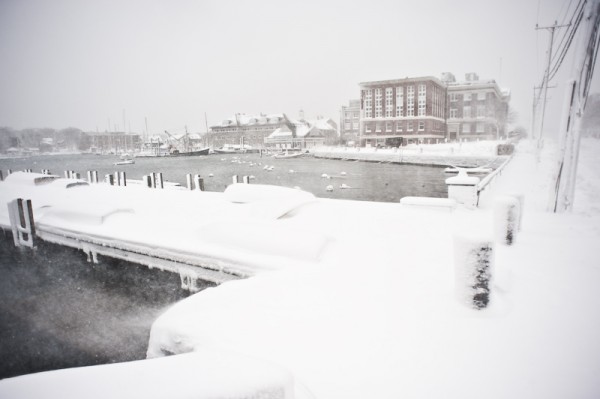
(0, 139, 599, 398)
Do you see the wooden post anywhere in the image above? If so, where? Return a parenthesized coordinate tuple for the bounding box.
(186, 173, 193, 190)
(120, 172, 126, 186)
(232, 175, 240, 184)
(194, 175, 204, 191)
(242, 175, 250, 184)
(0, 170, 3, 181)
(454, 235, 494, 310)
(494, 196, 520, 245)
(155, 172, 164, 189)
(114, 171, 121, 186)
(7, 198, 36, 248)
(105, 174, 114, 185)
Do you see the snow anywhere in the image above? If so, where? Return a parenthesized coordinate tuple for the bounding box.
(1, 139, 600, 398)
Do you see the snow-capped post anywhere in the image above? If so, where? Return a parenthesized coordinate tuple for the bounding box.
(494, 196, 520, 245)
(194, 174, 204, 191)
(186, 173, 193, 190)
(454, 234, 494, 310)
(508, 193, 524, 231)
(0, 170, 3, 181)
(105, 174, 114, 185)
(7, 198, 36, 248)
(445, 170, 480, 208)
(64, 171, 69, 178)
(7, 169, 12, 176)
(232, 175, 240, 184)
(155, 172, 164, 189)
(243, 175, 250, 184)
(87, 170, 99, 183)
(120, 172, 126, 186)
(114, 171, 121, 186)
(144, 174, 152, 188)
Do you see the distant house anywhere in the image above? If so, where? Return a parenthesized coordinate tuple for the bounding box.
(264, 123, 326, 150)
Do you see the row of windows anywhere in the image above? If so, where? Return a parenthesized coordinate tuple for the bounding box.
(344, 112, 360, 119)
(461, 123, 486, 133)
(449, 92, 487, 102)
(364, 120, 426, 133)
(449, 105, 487, 119)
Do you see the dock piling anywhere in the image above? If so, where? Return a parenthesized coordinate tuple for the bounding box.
(454, 235, 494, 310)
(7, 198, 36, 248)
(194, 175, 204, 191)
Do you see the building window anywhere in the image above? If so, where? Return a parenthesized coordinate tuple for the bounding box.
(477, 105, 485, 118)
(364, 90, 372, 118)
(396, 86, 403, 117)
(407, 86, 414, 117)
(345, 122, 351, 130)
(353, 122, 359, 130)
(365, 124, 372, 133)
(463, 106, 471, 118)
(385, 88, 393, 117)
(449, 93, 458, 102)
(386, 122, 392, 132)
(375, 123, 382, 132)
(418, 121, 425, 131)
(463, 123, 471, 133)
(353, 112, 359, 118)
(464, 93, 472, 102)
(375, 88, 383, 118)
(396, 121, 403, 132)
(407, 121, 413, 131)
(450, 108, 457, 119)
(418, 84, 426, 116)
(477, 92, 486, 100)
(476, 123, 485, 133)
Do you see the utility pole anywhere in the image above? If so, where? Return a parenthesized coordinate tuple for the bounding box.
(552, 0, 600, 212)
(535, 21, 570, 143)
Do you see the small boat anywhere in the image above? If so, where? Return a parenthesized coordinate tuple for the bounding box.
(115, 159, 135, 165)
(273, 151, 307, 159)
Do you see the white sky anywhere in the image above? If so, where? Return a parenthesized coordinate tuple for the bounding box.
(0, 0, 597, 136)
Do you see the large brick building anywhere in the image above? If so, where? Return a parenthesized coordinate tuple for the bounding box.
(445, 72, 510, 141)
(207, 113, 294, 149)
(359, 77, 447, 147)
(357, 73, 510, 146)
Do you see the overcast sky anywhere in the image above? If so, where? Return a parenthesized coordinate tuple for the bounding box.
(0, 0, 596, 136)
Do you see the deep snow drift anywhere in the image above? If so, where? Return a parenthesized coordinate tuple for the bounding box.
(0, 139, 599, 398)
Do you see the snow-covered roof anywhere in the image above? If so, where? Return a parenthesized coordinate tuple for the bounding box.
(218, 113, 286, 128)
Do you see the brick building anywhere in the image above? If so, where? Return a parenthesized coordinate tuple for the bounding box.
(359, 77, 447, 147)
(340, 99, 360, 145)
(445, 72, 510, 140)
(207, 113, 293, 149)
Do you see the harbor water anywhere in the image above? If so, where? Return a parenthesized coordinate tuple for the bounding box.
(0, 153, 447, 379)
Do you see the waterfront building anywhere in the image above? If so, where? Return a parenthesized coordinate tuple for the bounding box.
(359, 77, 447, 147)
(207, 113, 293, 149)
(86, 131, 141, 154)
(264, 117, 338, 150)
(340, 99, 360, 145)
(445, 72, 511, 141)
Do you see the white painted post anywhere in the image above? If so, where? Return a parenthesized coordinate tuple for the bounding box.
(7, 198, 36, 248)
(242, 175, 250, 184)
(454, 235, 494, 310)
(494, 196, 520, 245)
(114, 171, 121, 186)
(445, 171, 480, 208)
(232, 175, 239, 184)
(186, 174, 193, 190)
(120, 172, 126, 186)
(105, 174, 114, 185)
(155, 172, 164, 189)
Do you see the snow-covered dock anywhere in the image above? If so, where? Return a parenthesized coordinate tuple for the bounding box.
(1, 139, 599, 399)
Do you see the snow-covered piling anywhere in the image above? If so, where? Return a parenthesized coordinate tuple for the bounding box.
(114, 171, 126, 186)
(242, 175, 250, 184)
(0, 170, 3, 181)
(145, 172, 164, 189)
(232, 175, 240, 184)
(194, 174, 204, 191)
(87, 170, 99, 184)
(445, 171, 480, 208)
(494, 196, 520, 245)
(105, 174, 114, 185)
(7, 198, 35, 248)
(186, 173, 193, 190)
(453, 235, 494, 309)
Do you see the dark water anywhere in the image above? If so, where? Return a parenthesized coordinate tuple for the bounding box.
(0, 238, 211, 380)
(0, 153, 446, 380)
(0, 153, 448, 201)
